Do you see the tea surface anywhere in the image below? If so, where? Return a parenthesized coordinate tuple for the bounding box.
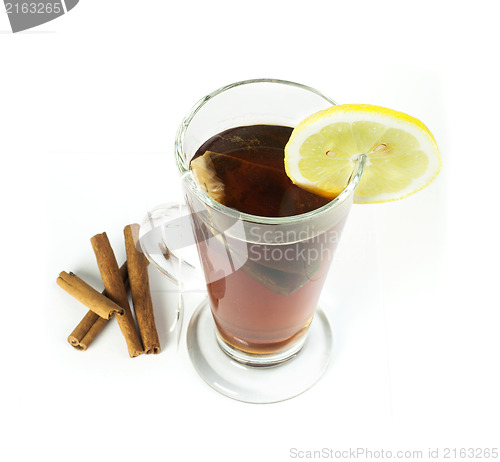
(191, 125, 330, 217)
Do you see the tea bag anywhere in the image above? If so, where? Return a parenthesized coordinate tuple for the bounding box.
(191, 150, 291, 216)
(190, 152, 226, 203)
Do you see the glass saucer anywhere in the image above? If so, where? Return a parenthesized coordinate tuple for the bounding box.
(186, 299, 332, 404)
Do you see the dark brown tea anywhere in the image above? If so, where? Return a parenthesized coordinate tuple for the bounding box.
(190, 125, 344, 357)
(191, 125, 330, 217)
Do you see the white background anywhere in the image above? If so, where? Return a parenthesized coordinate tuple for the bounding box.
(1, 1, 499, 461)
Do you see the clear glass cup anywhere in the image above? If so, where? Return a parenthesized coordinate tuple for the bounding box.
(142, 79, 365, 403)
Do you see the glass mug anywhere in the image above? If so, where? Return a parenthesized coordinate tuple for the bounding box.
(141, 79, 365, 403)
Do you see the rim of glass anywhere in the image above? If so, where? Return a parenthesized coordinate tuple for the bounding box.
(175, 78, 364, 225)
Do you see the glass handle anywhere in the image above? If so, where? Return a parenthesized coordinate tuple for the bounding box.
(139, 202, 207, 292)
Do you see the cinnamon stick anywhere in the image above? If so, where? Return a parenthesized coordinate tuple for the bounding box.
(57, 271, 124, 319)
(124, 224, 161, 354)
(67, 262, 129, 351)
(90, 232, 143, 358)
(68, 311, 107, 351)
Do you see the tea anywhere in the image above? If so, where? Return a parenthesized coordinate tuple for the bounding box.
(191, 125, 330, 217)
(190, 125, 344, 358)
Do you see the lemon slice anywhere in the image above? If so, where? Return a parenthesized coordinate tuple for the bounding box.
(284, 104, 441, 203)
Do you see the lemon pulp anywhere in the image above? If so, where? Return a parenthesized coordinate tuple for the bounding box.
(284, 104, 441, 203)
